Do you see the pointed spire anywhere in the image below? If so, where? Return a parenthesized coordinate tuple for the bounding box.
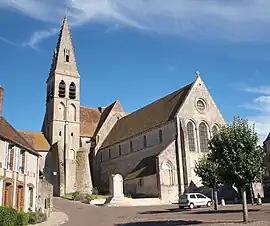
(48, 16, 79, 78)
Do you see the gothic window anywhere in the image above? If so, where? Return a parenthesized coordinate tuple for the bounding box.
(58, 102, 65, 120)
(130, 141, 133, 152)
(163, 162, 174, 186)
(109, 149, 111, 159)
(199, 122, 209, 152)
(69, 82, 76, 99)
(143, 135, 147, 148)
(212, 125, 218, 135)
(64, 49, 70, 63)
(159, 130, 163, 144)
(119, 145, 122, 156)
(58, 80, 66, 98)
(69, 104, 76, 121)
(100, 152, 103, 162)
(187, 122, 196, 152)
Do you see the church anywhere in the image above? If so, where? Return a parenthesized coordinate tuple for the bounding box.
(19, 17, 225, 202)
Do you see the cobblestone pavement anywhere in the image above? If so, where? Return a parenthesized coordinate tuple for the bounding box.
(53, 198, 270, 226)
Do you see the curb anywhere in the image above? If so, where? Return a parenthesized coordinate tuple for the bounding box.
(29, 211, 69, 226)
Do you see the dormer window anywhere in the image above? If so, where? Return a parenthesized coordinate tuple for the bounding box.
(58, 80, 66, 98)
(64, 49, 70, 63)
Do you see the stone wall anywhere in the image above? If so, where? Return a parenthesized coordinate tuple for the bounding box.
(177, 76, 225, 191)
(38, 179, 53, 217)
(76, 147, 92, 193)
(98, 140, 175, 194)
(158, 141, 179, 202)
(124, 175, 159, 198)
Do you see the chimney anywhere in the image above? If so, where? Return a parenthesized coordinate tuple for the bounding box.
(0, 85, 3, 116)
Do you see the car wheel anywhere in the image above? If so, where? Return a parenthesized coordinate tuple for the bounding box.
(189, 203, 194, 209)
(207, 201, 212, 207)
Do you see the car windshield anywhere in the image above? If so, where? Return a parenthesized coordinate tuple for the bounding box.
(179, 195, 187, 200)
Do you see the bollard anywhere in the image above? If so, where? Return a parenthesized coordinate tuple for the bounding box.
(221, 199, 226, 206)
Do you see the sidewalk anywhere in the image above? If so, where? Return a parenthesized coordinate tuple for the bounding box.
(30, 211, 69, 226)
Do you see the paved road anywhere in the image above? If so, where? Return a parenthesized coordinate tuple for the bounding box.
(53, 197, 270, 226)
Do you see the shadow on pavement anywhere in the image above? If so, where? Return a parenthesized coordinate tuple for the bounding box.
(116, 220, 201, 226)
(139, 208, 188, 214)
(187, 209, 260, 214)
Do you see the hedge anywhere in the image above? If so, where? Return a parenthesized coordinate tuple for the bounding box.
(0, 206, 29, 226)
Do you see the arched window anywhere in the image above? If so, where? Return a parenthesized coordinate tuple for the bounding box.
(69, 82, 76, 99)
(159, 130, 163, 143)
(199, 122, 209, 152)
(69, 104, 76, 121)
(58, 80, 66, 98)
(163, 162, 174, 186)
(58, 102, 65, 120)
(143, 135, 147, 148)
(212, 125, 218, 135)
(187, 122, 196, 152)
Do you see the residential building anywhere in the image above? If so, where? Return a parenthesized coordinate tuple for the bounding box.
(0, 85, 40, 211)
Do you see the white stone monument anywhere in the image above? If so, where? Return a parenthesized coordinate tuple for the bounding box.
(109, 174, 124, 198)
(104, 174, 131, 207)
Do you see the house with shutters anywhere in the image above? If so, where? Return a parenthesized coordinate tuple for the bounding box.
(0, 86, 40, 211)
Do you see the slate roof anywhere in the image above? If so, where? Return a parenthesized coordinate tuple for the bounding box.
(80, 106, 101, 137)
(19, 131, 50, 151)
(125, 155, 157, 180)
(100, 82, 194, 149)
(0, 116, 39, 156)
(124, 141, 174, 180)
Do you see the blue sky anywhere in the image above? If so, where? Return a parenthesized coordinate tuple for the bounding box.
(0, 0, 270, 144)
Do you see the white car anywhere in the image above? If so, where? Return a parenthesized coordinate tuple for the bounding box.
(179, 193, 212, 209)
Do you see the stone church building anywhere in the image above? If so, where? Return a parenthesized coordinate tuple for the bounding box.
(21, 17, 225, 202)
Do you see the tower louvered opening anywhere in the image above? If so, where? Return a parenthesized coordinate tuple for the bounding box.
(69, 82, 76, 99)
(58, 80, 66, 98)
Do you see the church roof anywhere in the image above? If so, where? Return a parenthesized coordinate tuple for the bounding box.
(125, 155, 157, 180)
(19, 131, 50, 151)
(265, 133, 270, 143)
(93, 100, 123, 138)
(100, 82, 194, 149)
(0, 116, 39, 156)
(80, 106, 101, 137)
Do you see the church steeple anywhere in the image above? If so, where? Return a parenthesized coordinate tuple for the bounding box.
(49, 16, 79, 79)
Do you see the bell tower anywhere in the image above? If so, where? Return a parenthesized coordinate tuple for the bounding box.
(43, 16, 80, 194)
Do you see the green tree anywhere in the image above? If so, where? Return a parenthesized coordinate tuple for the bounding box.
(194, 155, 222, 211)
(208, 117, 264, 223)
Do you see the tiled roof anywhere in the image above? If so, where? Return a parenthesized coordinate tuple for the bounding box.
(19, 131, 50, 151)
(125, 155, 157, 180)
(0, 116, 39, 156)
(80, 106, 101, 137)
(100, 82, 193, 149)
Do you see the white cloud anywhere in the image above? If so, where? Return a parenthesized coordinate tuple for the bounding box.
(22, 28, 59, 50)
(0, 36, 18, 46)
(2, 0, 270, 48)
(241, 86, 270, 145)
